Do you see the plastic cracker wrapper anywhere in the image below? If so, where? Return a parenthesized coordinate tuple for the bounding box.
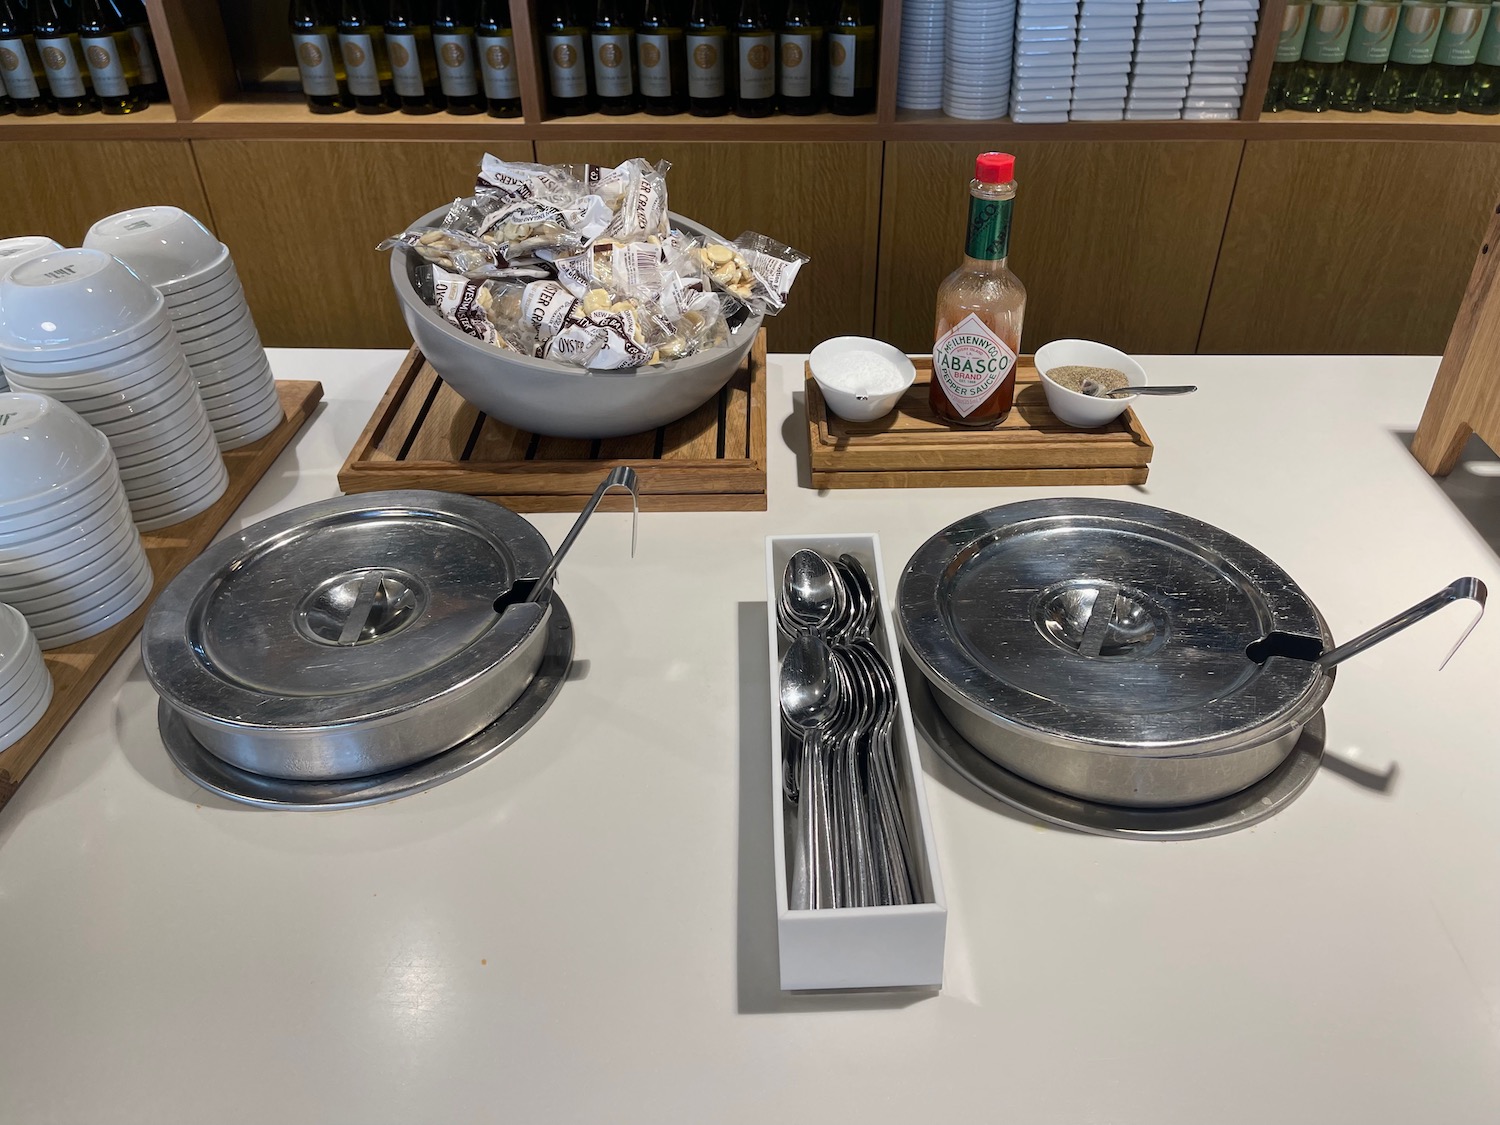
(380, 227, 553, 281)
(695, 232, 808, 316)
(430, 265, 497, 347)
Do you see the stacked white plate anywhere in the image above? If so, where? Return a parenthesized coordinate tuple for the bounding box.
(1128, 0, 1200, 118)
(0, 393, 153, 651)
(0, 250, 228, 531)
(0, 604, 52, 752)
(898, 0, 945, 110)
(1013, 0, 1074, 122)
(1071, 0, 1139, 119)
(85, 207, 282, 452)
(1184, 0, 1258, 119)
(0, 237, 64, 392)
(947, 0, 1015, 120)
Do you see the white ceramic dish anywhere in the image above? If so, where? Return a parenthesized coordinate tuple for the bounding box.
(38, 362, 196, 424)
(0, 393, 112, 511)
(162, 264, 239, 311)
(808, 337, 917, 423)
(0, 602, 37, 684)
(109, 394, 210, 457)
(131, 466, 227, 531)
(0, 251, 165, 363)
(0, 661, 51, 749)
(31, 563, 152, 649)
(168, 286, 248, 332)
(23, 547, 152, 629)
(84, 207, 226, 288)
(0, 337, 182, 394)
(1034, 338, 1149, 428)
(0, 490, 134, 573)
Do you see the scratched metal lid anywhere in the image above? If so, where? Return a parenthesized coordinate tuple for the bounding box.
(897, 499, 1334, 753)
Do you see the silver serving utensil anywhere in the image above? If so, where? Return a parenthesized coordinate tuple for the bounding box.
(780, 632, 840, 911)
(782, 549, 842, 636)
(1080, 380, 1199, 398)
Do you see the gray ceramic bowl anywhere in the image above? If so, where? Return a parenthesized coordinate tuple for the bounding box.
(389, 206, 764, 439)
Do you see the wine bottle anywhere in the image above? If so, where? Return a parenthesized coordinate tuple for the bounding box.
(32, 0, 95, 115)
(592, 0, 637, 114)
(1371, 0, 1445, 111)
(339, 0, 397, 113)
(686, 0, 728, 115)
(290, 0, 349, 113)
(1325, 0, 1400, 110)
(475, 0, 519, 115)
(386, 0, 443, 113)
(734, 0, 774, 116)
(779, 0, 822, 114)
(638, 0, 686, 113)
(0, 0, 54, 115)
(115, 0, 163, 100)
(1263, 0, 1311, 110)
(544, 0, 593, 115)
(77, 0, 145, 114)
(1282, 0, 1356, 110)
(1416, 0, 1491, 111)
(433, 0, 482, 113)
(1459, 0, 1500, 111)
(827, 0, 874, 115)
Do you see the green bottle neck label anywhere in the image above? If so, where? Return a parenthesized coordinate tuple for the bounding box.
(1389, 1, 1445, 64)
(1478, 0, 1500, 63)
(1433, 1, 1490, 64)
(1346, 1, 1401, 63)
(965, 195, 1012, 261)
(1276, 2, 1312, 61)
(1302, 1, 1357, 62)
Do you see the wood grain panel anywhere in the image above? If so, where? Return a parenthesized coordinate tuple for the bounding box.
(1200, 141, 1500, 354)
(0, 140, 210, 244)
(536, 141, 883, 352)
(876, 141, 1244, 356)
(145, 0, 239, 118)
(191, 140, 534, 348)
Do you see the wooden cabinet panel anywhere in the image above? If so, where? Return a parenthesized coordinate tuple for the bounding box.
(0, 140, 210, 246)
(1200, 141, 1500, 354)
(192, 140, 533, 348)
(876, 141, 1244, 356)
(536, 141, 883, 353)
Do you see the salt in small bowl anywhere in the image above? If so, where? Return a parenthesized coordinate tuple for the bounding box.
(808, 337, 917, 423)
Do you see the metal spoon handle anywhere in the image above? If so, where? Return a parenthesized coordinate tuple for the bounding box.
(1109, 385, 1198, 397)
(524, 466, 640, 604)
(1316, 577, 1488, 671)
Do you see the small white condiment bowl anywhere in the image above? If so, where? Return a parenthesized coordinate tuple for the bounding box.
(809, 336, 917, 423)
(1034, 338, 1148, 428)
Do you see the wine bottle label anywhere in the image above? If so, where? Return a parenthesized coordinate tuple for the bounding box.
(592, 31, 633, 97)
(385, 32, 425, 96)
(1345, 1, 1400, 63)
(477, 32, 519, 98)
(1275, 2, 1312, 60)
(933, 313, 1017, 419)
(779, 31, 812, 97)
(965, 196, 1013, 261)
(1432, 2, 1490, 64)
(1389, 0, 1446, 63)
(340, 32, 381, 95)
(637, 31, 674, 97)
(0, 38, 42, 99)
(292, 32, 338, 96)
(1301, 1, 1356, 62)
(828, 31, 856, 96)
(35, 35, 85, 98)
(737, 31, 774, 99)
(686, 32, 725, 97)
(546, 32, 587, 98)
(127, 24, 159, 85)
(80, 34, 128, 95)
(1479, 1, 1500, 64)
(433, 32, 478, 96)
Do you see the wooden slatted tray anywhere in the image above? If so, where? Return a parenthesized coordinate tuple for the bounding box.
(338, 332, 768, 512)
(0, 381, 323, 814)
(806, 357, 1154, 489)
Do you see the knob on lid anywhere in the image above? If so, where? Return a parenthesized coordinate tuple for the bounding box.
(975, 152, 1015, 184)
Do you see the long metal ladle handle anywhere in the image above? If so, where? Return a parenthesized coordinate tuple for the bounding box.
(1316, 577, 1488, 671)
(523, 465, 640, 605)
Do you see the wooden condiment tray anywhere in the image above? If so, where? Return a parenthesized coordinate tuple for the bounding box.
(338, 332, 768, 513)
(0, 380, 324, 815)
(806, 357, 1153, 489)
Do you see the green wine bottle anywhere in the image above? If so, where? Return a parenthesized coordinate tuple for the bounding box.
(733, 0, 774, 116)
(475, 0, 520, 116)
(77, 0, 146, 114)
(1415, 0, 1491, 111)
(1284, 0, 1356, 110)
(779, 0, 823, 114)
(827, 0, 875, 115)
(592, 0, 638, 114)
(290, 0, 350, 113)
(1459, 0, 1500, 110)
(32, 0, 96, 115)
(1326, 0, 1400, 109)
(685, 0, 729, 116)
(433, 0, 483, 113)
(544, 0, 593, 115)
(1264, 1, 1312, 110)
(637, 0, 687, 114)
(115, 0, 164, 100)
(1372, 0, 1446, 111)
(339, 0, 398, 113)
(386, 0, 443, 113)
(0, 0, 55, 115)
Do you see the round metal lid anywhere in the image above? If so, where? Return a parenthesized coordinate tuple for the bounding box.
(143, 490, 552, 731)
(897, 499, 1333, 754)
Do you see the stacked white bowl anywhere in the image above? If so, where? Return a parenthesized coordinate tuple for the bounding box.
(0, 604, 52, 752)
(85, 207, 282, 452)
(897, 0, 946, 110)
(1012, 0, 1073, 122)
(1129, 0, 1201, 118)
(0, 237, 65, 391)
(1184, 0, 1258, 119)
(946, 0, 1015, 120)
(1071, 0, 1140, 120)
(0, 250, 228, 531)
(0, 393, 153, 650)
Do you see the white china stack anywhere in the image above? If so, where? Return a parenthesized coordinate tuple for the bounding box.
(1012, 0, 1074, 122)
(1184, 0, 1259, 118)
(898, 0, 946, 110)
(1071, 0, 1140, 120)
(946, 0, 1015, 120)
(1128, 0, 1201, 118)
(0, 237, 65, 391)
(0, 249, 228, 531)
(84, 207, 282, 452)
(0, 604, 51, 751)
(0, 393, 153, 650)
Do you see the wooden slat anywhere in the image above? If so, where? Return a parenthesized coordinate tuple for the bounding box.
(0, 381, 323, 815)
(403, 382, 481, 463)
(374, 362, 441, 460)
(487, 492, 767, 513)
(531, 436, 595, 461)
(660, 394, 722, 461)
(722, 367, 752, 462)
(345, 463, 766, 494)
(812, 466, 1150, 489)
(469, 416, 534, 462)
(342, 348, 425, 467)
(595, 429, 659, 460)
(144, 0, 238, 119)
(1241, 0, 1287, 121)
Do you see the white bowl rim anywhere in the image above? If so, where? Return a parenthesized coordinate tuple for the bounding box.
(1034, 338, 1148, 404)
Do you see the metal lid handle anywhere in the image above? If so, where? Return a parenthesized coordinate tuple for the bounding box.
(1316, 577, 1488, 672)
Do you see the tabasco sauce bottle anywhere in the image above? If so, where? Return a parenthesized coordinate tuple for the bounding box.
(930, 152, 1027, 429)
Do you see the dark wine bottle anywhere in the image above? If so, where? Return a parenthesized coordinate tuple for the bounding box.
(77, 0, 145, 114)
(0, 0, 55, 115)
(475, 0, 520, 116)
(543, 0, 593, 115)
(290, 0, 350, 113)
(734, 0, 774, 115)
(385, 0, 443, 113)
(433, 0, 483, 113)
(592, 0, 637, 114)
(32, 0, 95, 115)
(827, 0, 874, 115)
(638, 0, 686, 113)
(778, 0, 822, 114)
(686, 0, 728, 115)
(115, 0, 163, 100)
(339, 0, 398, 113)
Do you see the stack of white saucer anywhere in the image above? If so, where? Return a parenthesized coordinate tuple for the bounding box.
(0, 250, 228, 531)
(1128, 0, 1201, 118)
(85, 207, 282, 452)
(1185, 0, 1258, 118)
(1013, 0, 1074, 122)
(1071, 0, 1140, 120)
(898, 0, 945, 110)
(0, 237, 64, 391)
(0, 604, 51, 752)
(0, 393, 153, 651)
(946, 0, 1015, 119)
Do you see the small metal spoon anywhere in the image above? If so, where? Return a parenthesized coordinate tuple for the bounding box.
(1080, 380, 1199, 398)
(780, 632, 841, 911)
(783, 549, 841, 635)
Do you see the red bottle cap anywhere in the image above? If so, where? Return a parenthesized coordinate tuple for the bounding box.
(975, 152, 1015, 185)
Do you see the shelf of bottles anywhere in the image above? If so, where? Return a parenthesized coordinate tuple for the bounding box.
(0, 0, 167, 118)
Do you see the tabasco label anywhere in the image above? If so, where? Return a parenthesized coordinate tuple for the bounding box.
(933, 313, 1016, 417)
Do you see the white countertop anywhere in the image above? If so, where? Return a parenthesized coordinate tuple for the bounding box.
(3, 350, 1499, 1125)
